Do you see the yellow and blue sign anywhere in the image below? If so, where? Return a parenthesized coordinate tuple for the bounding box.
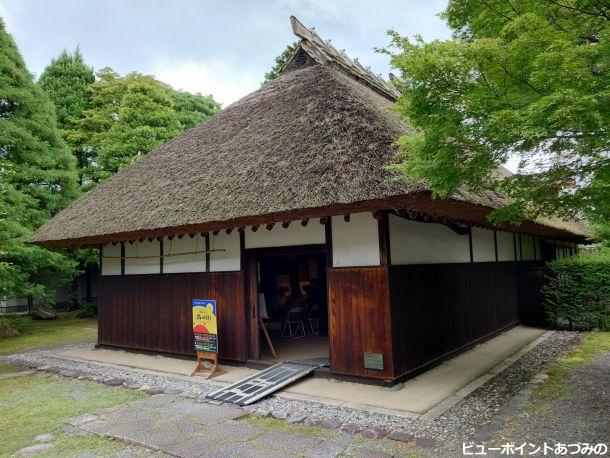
(192, 299, 218, 353)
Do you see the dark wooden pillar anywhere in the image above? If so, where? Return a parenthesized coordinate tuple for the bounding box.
(378, 211, 391, 266)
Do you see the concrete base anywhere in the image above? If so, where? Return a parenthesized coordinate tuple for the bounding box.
(59, 326, 546, 415)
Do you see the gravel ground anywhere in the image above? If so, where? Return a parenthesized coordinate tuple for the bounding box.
(5, 331, 581, 454)
(479, 348, 609, 455)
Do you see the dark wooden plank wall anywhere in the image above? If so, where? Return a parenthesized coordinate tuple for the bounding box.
(328, 267, 394, 380)
(517, 266, 548, 327)
(98, 272, 246, 361)
(388, 262, 543, 378)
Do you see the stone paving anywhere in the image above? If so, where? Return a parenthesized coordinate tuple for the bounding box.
(71, 393, 416, 457)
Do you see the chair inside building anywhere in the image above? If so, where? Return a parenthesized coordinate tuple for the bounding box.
(256, 252, 329, 364)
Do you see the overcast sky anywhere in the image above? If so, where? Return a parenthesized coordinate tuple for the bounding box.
(0, 0, 451, 106)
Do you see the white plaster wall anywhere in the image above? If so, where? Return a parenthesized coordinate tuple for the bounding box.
(497, 232, 515, 261)
(472, 227, 496, 262)
(102, 244, 121, 276)
(163, 235, 206, 273)
(389, 215, 470, 265)
(210, 231, 240, 271)
(332, 212, 380, 267)
(516, 234, 523, 261)
(245, 221, 325, 249)
(521, 235, 535, 261)
(125, 240, 160, 275)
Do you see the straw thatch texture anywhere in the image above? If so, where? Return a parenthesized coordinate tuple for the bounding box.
(30, 64, 588, 247)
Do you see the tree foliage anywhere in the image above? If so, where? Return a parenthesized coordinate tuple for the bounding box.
(169, 89, 220, 130)
(38, 48, 95, 186)
(67, 68, 220, 185)
(263, 42, 298, 83)
(385, 1, 609, 228)
(0, 19, 79, 302)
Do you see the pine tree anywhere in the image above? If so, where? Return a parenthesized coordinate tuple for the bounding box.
(38, 48, 95, 186)
(0, 18, 79, 303)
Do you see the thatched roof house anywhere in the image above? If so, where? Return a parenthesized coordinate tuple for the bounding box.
(29, 17, 587, 384)
(30, 17, 586, 248)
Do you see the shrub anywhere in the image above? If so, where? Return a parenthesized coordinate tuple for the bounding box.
(542, 251, 610, 331)
(0, 315, 33, 337)
(0, 319, 19, 338)
(77, 302, 97, 318)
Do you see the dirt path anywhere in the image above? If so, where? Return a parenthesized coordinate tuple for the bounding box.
(476, 350, 609, 455)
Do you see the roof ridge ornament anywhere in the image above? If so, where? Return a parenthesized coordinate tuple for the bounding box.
(286, 16, 400, 101)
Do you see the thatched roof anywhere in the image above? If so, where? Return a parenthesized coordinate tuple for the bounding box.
(30, 20, 589, 247)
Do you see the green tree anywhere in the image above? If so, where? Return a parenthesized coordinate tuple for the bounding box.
(263, 42, 298, 83)
(0, 18, 79, 303)
(169, 89, 221, 130)
(385, 1, 609, 228)
(69, 69, 182, 183)
(38, 48, 95, 186)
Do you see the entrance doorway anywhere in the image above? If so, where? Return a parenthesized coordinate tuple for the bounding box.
(245, 246, 329, 364)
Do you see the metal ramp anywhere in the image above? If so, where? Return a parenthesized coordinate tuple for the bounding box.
(206, 358, 328, 406)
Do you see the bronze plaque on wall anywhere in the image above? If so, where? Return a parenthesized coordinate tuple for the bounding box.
(364, 352, 384, 370)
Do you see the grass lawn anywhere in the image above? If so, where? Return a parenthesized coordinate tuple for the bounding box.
(0, 373, 148, 456)
(0, 312, 97, 355)
(533, 331, 610, 403)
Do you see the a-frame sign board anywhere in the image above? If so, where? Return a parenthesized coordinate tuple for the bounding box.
(191, 299, 226, 379)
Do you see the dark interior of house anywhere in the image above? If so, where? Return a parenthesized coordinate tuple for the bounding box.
(256, 252, 329, 362)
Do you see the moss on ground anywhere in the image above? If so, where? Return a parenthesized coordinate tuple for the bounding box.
(240, 414, 332, 439)
(0, 312, 97, 355)
(0, 373, 147, 455)
(0, 361, 25, 375)
(240, 414, 424, 457)
(533, 331, 610, 404)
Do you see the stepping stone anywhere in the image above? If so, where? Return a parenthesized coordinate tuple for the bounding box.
(388, 430, 413, 442)
(145, 387, 165, 395)
(15, 444, 55, 456)
(103, 378, 125, 386)
(256, 407, 271, 417)
(128, 394, 177, 408)
(250, 429, 322, 454)
(0, 401, 15, 407)
(271, 409, 288, 420)
(165, 435, 221, 457)
(341, 423, 362, 435)
(345, 446, 393, 457)
(60, 425, 87, 437)
(304, 417, 322, 427)
(415, 437, 436, 448)
(305, 440, 347, 457)
(196, 421, 264, 442)
(34, 434, 54, 443)
(287, 412, 308, 423)
(189, 403, 247, 425)
(157, 399, 202, 415)
(163, 388, 182, 395)
(360, 427, 387, 439)
(320, 419, 342, 430)
(69, 413, 98, 426)
(60, 370, 81, 378)
(122, 425, 193, 449)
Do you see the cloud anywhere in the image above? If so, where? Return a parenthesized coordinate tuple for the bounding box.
(152, 58, 261, 107)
